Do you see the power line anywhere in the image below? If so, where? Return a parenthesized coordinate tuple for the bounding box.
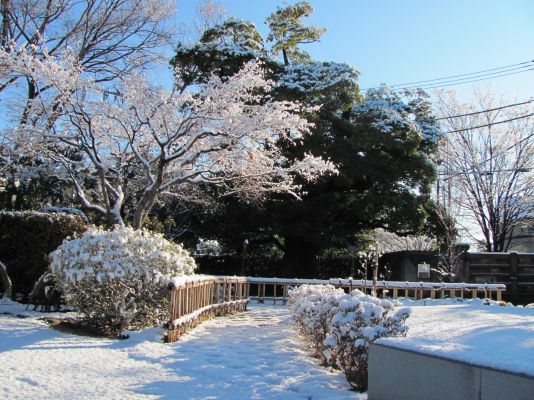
(404, 67, 534, 91)
(388, 60, 532, 87)
(364, 67, 534, 91)
(441, 113, 534, 134)
(438, 167, 532, 177)
(440, 128, 534, 179)
(436, 98, 534, 120)
(362, 59, 534, 91)
(396, 64, 532, 89)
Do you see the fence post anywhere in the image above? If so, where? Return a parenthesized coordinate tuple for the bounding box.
(510, 252, 518, 304)
(464, 260, 470, 282)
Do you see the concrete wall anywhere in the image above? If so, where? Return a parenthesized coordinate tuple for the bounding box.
(368, 343, 534, 400)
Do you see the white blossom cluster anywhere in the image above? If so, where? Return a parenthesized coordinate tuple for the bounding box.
(288, 284, 411, 391)
(50, 226, 196, 335)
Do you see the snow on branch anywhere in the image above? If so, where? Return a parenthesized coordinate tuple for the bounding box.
(375, 228, 437, 253)
(277, 61, 359, 93)
(3, 52, 337, 228)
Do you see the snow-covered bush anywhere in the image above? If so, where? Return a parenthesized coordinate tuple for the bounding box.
(288, 285, 411, 392)
(195, 239, 221, 256)
(324, 291, 411, 391)
(50, 226, 196, 336)
(288, 284, 344, 359)
(38, 207, 89, 223)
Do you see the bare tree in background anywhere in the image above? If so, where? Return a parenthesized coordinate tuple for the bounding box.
(430, 202, 465, 281)
(0, 0, 175, 126)
(177, 0, 228, 43)
(193, 0, 228, 36)
(436, 90, 534, 252)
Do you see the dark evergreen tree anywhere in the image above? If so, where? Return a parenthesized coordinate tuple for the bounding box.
(168, 6, 440, 277)
(171, 18, 268, 86)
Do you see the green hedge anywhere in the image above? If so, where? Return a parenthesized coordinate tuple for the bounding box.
(0, 210, 87, 300)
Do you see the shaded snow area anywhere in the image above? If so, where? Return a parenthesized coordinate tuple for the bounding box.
(0, 303, 361, 400)
(380, 299, 534, 376)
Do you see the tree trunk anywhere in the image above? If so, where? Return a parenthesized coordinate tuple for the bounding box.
(283, 235, 318, 278)
(1, 0, 10, 48)
(0, 261, 12, 299)
(282, 48, 289, 66)
(133, 190, 159, 229)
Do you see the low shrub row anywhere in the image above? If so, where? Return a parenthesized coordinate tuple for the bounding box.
(288, 284, 411, 392)
(0, 210, 87, 299)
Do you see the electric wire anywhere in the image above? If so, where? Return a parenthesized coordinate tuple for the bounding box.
(437, 167, 532, 177)
(387, 60, 533, 87)
(436, 98, 534, 120)
(441, 113, 534, 134)
(438, 125, 534, 178)
(404, 67, 534, 91)
(362, 59, 534, 91)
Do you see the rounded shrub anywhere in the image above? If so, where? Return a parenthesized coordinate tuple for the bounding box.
(288, 284, 411, 392)
(50, 226, 196, 336)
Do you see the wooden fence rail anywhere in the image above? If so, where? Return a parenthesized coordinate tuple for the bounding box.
(166, 276, 249, 342)
(246, 278, 506, 304)
(166, 276, 506, 342)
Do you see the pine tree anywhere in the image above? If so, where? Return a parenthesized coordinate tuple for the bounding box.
(266, 1, 326, 66)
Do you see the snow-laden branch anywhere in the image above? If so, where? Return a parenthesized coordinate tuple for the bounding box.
(4, 51, 337, 228)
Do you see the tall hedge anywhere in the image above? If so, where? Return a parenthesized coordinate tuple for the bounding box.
(0, 211, 87, 300)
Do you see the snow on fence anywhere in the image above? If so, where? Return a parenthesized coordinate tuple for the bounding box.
(247, 278, 506, 304)
(166, 276, 250, 342)
(165, 276, 506, 342)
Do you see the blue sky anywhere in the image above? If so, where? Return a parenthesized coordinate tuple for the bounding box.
(174, 0, 534, 100)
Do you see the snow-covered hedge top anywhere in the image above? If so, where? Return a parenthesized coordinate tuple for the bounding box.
(50, 226, 196, 284)
(0, 209, 83, 222)
(38, 206, 89, 223)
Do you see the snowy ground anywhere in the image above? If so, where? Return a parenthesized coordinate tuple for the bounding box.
(383, 299, 534, 376)
(0, 301, 360, 400)
(2, 298, 534, 400)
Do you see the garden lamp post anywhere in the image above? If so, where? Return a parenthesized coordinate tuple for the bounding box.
(372, 242, 379, 296)
(241, 239, 249, 276)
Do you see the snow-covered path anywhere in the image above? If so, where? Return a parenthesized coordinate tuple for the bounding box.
(0, 304, 361, 400)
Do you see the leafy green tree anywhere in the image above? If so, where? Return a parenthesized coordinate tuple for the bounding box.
(250, 88, 439, 276)
(169, 8, 440, 277)
(266, 1, 326, 65)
